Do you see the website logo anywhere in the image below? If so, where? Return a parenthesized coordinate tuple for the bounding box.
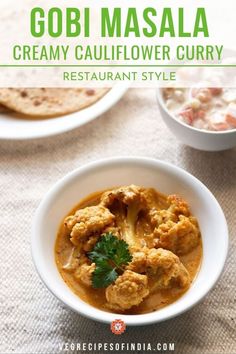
(111, 319, 126, 335)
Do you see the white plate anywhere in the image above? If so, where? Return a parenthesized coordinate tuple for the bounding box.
(32, 157, 228, 325)
(0, 85, 128, 140)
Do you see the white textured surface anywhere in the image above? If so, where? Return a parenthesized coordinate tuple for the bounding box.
(0, 89, 235, 354)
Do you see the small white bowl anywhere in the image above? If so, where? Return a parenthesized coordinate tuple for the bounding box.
(157, 89, 236, 151)
(32, 157, 228, 325)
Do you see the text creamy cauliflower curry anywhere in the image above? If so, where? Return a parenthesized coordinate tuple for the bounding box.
(55, 185, 202, 314)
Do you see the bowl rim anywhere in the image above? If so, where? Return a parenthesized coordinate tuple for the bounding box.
(156, 88, 236, 136)
(31, 156, 229, 326)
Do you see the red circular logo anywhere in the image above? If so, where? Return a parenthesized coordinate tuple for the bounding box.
(111, 319, 126, 335)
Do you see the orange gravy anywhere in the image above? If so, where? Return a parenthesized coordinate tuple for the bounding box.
(55, 189, 202, 315)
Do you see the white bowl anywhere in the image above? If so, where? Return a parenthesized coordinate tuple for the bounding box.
(0, 85, 128, 140)
(156, 89, 236, 151)
(32, 157, 228, 325)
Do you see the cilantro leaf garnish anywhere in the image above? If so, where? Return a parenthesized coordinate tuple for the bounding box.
(88, 233, 132, 289)
(91, 259, 117, 288)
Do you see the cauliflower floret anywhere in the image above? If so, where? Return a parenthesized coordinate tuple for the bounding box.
(62, 247, 88, 272)
(82, 235, 99, 252)
(141, 188, 167, 209)
(101, 185, 146, 207)
(149, 208, 178, 226)
(102, 225, 121, 238)
(82, 226, 120, 252)
(74, 263, 96, 287)
(167, 195, 190, 217)
(64, 205, 115, 246)
(148, 194, 199, 254)
(101, 185, 147, 247)
(148, 194, 191, 231)
(146, 248, 190, 289)
(127, 250, 147, 273)
(106, 270, 149, 311)
(154, 215, 200, 255)
(62, 249, 80, 272)
(127, 247, 190, 289)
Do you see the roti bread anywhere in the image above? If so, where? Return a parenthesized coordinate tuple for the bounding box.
(0, 88, 109, 117)
(0, 104, 11, 113)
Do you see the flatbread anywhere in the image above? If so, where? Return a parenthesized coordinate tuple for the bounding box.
(0, 88, 109, 117)
(0, 103, 12, 114)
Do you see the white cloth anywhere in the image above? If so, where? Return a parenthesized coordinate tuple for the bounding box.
(0, 89, 235, 354)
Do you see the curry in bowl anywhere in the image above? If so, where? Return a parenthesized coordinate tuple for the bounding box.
(55, 185, 202, 314)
